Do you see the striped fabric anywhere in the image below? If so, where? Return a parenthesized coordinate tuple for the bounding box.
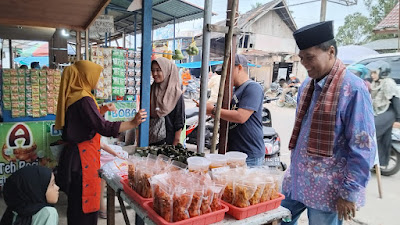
(289, 59, 346, 157)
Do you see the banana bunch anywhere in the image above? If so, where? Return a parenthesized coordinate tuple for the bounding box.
(186, 40, 199, 56)
(172, 49, 184, 60)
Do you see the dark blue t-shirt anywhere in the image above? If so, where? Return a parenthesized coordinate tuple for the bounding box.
(228, 80, 264, 158)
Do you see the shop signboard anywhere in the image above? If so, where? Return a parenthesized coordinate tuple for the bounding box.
(0, 121, 61, 186)
(105, 101, 137, 122)
(91, 15, 115, 33)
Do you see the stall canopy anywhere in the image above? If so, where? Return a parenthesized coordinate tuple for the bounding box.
(101, 0, 214, 41)
(176, 61, 261, 68)
(0, 0, 111, 30)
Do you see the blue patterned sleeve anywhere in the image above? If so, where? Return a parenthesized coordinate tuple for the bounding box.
(341, 84, 376, 204)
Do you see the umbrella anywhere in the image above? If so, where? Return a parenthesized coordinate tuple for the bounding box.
(338, 45, 379, 65)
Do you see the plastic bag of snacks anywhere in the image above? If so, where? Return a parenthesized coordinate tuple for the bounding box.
(150, 174, 174, 222)
(172, 181, 194, 222)
(249, 177, 266, 205)
(260, 177, 275, 202)
(232, 180, 257, 208)
(269, 168, 284, 200)
(188, 179, 203, 218)
(127, 155, 143, 188)
(210, 184, 225, 211)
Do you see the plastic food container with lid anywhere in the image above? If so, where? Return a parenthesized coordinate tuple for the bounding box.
(225, 151, 248, 168)
(205, 154, 228, 169)
(187, 156, 211, 173)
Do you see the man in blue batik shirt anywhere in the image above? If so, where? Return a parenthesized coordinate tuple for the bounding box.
(281, 21, 376, 225)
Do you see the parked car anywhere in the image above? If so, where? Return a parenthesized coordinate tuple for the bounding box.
(351, 53, 400, 85)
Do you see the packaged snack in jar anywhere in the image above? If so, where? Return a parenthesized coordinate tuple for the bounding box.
(39, 77, 47, 85)
(205, 154, 228, 169)
(18, 77, 25, 85)
(225, 151, 248, 168)
(3, 101, 11, 110)
(210, 184, 225, 211)
(39, 70, 47, 76)
(3, 77, 11, 85)
(3, 85, 11, 93)
(11, 94, 19, 101)
(11, 77, 18, 85)
(3, 69, 11, 76)
(232, 180, 257, 208)
(150, 174, 174, 222)
(187, 156, 210, 174)
(17, 69, 26, 76)
(10, 69, 17, 76)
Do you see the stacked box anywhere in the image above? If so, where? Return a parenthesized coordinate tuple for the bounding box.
(92, 47, 112, 99)
(112, 49, 127, 97)
(2, 69, 11, 110)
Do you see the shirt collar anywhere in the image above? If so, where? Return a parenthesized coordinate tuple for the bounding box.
(314, 76, 328, 89)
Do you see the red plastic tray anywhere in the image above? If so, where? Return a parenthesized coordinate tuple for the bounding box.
(222, 193, 285, 220)
(143, 201, 229, 225)
(120, 178, 152, 206)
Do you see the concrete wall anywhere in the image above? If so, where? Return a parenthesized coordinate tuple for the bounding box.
(242, 11, 297, 54)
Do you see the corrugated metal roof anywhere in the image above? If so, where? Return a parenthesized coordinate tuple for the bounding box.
(374, 3, 399, 34)
(363, 38, 399, 51)
(105, 0, 209, 40)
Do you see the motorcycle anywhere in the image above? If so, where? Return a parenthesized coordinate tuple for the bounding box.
(263, 96, 287, 171)
(380, 128, 400, 176)
(184, 78, 200, 100)
(185, 107, 214, 149)
(275, 87, 298, 107)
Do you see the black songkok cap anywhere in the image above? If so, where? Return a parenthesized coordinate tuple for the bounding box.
(293, 21, 334, 50)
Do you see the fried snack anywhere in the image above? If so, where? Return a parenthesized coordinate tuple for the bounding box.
(153, 184, 173, 222)
(200, 188, 212, 215)
(173, 190, 192, 222)
(188, 189, 202, 217)
(260, 179, 274, 202)
(250, 182, 266, 205)
(270, 180, 280, 200)
(128, 164, 135, 188)
(233, 182, 257, 208)
(222, 183, 234, 204)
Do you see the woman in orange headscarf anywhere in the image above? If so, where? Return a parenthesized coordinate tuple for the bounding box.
(55, 61, 147, 225)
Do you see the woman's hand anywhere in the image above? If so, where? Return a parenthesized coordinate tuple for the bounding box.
(100, 103, 117, 115)
(132, 109, 148, 127)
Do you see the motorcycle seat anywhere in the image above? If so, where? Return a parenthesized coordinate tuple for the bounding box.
(263, 126, 277, 136)
(186, 107, 199, 118)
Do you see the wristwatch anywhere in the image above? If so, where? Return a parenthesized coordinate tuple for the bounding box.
(211, 105, 217, 116)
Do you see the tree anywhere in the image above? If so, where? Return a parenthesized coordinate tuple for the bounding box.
(336, 13, 373, 45)
(251, 2, 263, 9)
(336, 0, 397, 46)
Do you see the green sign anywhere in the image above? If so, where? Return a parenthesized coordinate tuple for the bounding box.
(0, 121, 61, 186)
(105, 101, 137, 122)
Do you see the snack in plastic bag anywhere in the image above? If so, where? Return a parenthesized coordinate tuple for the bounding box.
(188, 185, 203, 218)
(173, 185, 193, 222)
(150, 174, 174, 222)
(210, 184, 225, 211)
(233, 180, 257, 208)
(260, 177, 275, 202)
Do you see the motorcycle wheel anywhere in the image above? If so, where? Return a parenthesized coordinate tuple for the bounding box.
(380, 147, 400, 176)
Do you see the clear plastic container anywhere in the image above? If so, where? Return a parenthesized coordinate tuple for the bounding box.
(225, 151, 248, 168)
(187, 156, 211, 174)
(205, 154, 228, 169)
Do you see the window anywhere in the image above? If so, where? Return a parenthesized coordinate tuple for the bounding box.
(239, 34, 253, 49)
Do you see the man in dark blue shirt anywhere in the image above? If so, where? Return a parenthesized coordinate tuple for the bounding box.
(206, 54, 264, 166)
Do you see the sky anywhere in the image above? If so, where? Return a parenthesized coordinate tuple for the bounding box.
(123, 0, 371, 48)
(167, 0, 369, 36)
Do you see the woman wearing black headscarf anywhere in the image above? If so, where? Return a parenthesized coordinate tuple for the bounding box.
(0, 165, 59, 225)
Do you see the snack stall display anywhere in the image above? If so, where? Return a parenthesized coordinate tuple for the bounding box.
(0, 68, 63, 186)
(101, 146, 289, 225)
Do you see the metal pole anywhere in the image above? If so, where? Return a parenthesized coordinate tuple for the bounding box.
(134, 12, 137, 50)
(398, 0, 400, 51)
(139, 0, 152, 147)
(76, 31, 81, 61)
(9, 39, 12, 69)
(85, 29, 89, 60)
(320, 0, 327, 22)
(197, 0, 213, 153)
(211, 0, 238, 153)
(123, 31, 126, 49)
(105, 8, 108, 47)
(173, 17, 176, 52)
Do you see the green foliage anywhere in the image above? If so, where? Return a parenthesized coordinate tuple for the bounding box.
(251, 2, 263, 9)
(336, 0, 398, 46)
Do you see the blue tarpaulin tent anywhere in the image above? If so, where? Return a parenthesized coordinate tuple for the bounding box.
(176, 60, 260, 68)
(13, 56, 49, 67)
